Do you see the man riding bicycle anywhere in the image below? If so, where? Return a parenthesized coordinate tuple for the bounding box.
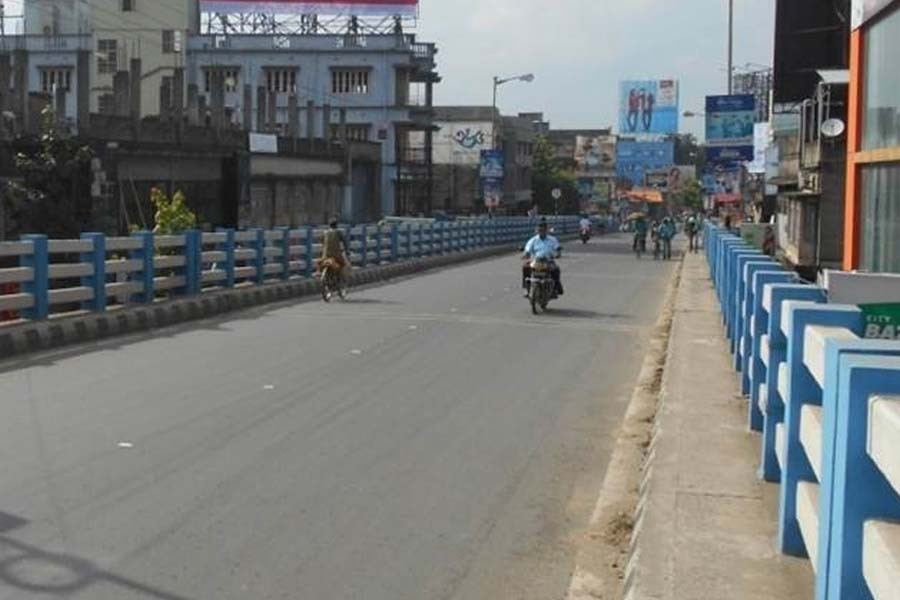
(319, 219, 350, 276)
(632, 216, 649, 253)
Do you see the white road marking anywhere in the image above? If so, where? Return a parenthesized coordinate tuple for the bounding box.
(263, 385, 276, 390)
(408, 325, 418, 331)
(117, 442, 134, 449)
(351, 349, 363, 356)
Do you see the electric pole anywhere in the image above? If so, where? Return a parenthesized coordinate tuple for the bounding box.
(727, 0, 734, 94)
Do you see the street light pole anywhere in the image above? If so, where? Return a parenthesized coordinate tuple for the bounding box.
(492, 76, 499, 149)
(727, 0, 734, 94)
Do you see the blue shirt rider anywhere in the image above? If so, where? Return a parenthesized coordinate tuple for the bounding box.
(522, 219, 563, 297)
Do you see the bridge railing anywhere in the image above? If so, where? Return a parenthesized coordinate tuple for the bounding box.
(703, 222, 900, 600)
(0, 216, 604, 325)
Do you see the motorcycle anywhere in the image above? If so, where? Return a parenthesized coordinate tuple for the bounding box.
(527, 256, 558, 315)
(580, 226, 591, 244)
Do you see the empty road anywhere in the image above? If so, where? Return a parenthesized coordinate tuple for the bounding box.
(0, 233, 676, 600)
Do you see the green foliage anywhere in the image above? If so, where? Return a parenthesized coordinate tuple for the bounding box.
(7, 105, 93, 237)
(150, 188, 196, 234)
(532, 135, 559, 179)
(677, 179, 703, 211)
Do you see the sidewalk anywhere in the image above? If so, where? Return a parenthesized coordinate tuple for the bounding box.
(624, 250, 813, 599)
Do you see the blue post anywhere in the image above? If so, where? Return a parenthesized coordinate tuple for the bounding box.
(80, 232, 107, 312)
(777, 303, 864, 558)
(390, 224, 399, 262)
(759, 284, 826, 482)
(254, 228, 266, 285)
(184, 230, 202, 295)
(405, 224, 412, 260)
(129, 231, 155, 304)
(20, 234, 49, 320)
(221, 228, 236, 288)
(740, 262, 781, 393)
(279, 227, 291, 280)
(375, 224, 383, 265)
(305, 226, 314, 278)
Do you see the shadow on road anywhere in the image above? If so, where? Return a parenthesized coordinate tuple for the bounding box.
(0, 511, 192, 600)
(543, 308, 628, 320)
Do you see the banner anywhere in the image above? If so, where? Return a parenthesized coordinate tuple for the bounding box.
(618, 80, 679, 134)
(706, 95, 755, 163)
(479, 150, 504, 179)
(433, 122, 493, 165)
(860, 303, 900, 339)
(748, 122, 771, 174)
(574, 135, 616, 176)
(616, 140, 674, 187)
(852, 0, 895, 29)
(483, 179, 503, 209)
(200, 0, 419, 15)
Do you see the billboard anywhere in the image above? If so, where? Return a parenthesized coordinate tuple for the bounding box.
(616, 141, 675, 187)
(574, 135, 616, 176)
(200, 0, 418, 15)
(705, 95, 755, 163)
(432, 122, 494, 165)
(748, 122, 771, 174)
(483, 179, 503, 209)
(479, 150, 504, 179)
(619, 80, 679, 134)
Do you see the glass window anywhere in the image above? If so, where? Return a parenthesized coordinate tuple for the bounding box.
(97, 39, 117, 74)
(860, 163, 900, 273)
(863, 7, 900, 150)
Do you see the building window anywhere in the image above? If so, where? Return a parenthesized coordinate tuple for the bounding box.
(162, 30, 182, 54)
(204, 69, 239, 93)
(40, 68, 72, 93)
(863, 7, 900, 150)
(121, 0, 134, 11)
(860, 163, 900, 273)
(330, 123, 371, 141)
(331, 69, 370, 95)
(266, 69, 297, 94)
(97, 39, 117, 74)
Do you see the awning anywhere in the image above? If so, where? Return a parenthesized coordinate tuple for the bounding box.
(626, 188, 664, 204)
(714, 194, 742, 204)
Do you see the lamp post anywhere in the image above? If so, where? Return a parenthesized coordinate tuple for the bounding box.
(492, 73, 535, 149)
(727, 0, 734, 94)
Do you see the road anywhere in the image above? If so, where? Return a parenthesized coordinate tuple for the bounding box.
(0, 233, 676, 600)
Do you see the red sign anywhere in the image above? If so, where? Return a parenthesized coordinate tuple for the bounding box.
(201, 0, 418, 15)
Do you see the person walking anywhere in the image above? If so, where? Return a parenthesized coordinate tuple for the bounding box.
(659, 217, 676, 260)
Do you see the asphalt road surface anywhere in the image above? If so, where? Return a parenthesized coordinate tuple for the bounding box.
(0, 233, 676, 600)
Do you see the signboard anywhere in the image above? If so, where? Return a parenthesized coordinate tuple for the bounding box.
(483, 178, 503, 209)
(432, 121, 493, 165)
(574, 135, 616, 176)
(860, 304, 900, 339)
(852, 0, 895, 29)
(618, 80, 679, 134)
(705, 95, 755, 163)
(748, 122, 770, 174)
(200, 0, 419, 15)
(479, 150, 504, 179)
(249, 132, 278, 153)
(616, 140, 675, 187)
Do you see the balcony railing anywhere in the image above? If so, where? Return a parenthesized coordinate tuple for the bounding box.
(2, 34, 92, 52)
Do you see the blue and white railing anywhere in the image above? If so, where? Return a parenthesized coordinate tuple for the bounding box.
(704, 222, 900, 600)
(0, 216, 590, 324)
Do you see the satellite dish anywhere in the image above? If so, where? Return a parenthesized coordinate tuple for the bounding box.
(821, 118, 846, 138)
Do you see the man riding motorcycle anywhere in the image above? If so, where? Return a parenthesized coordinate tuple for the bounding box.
(522, 219, 563, 297)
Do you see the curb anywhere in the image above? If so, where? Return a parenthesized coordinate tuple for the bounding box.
(565, 252, 685, 600)
(0, 240, 564, 361)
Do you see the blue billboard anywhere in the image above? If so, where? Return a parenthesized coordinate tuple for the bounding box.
(479, 150, 504, 179)
(616, 141, 675, 187)
(619, 80, 679, 135)
(705, 94, 755, 163)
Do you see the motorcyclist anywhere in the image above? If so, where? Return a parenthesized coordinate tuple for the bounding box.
(522, 218, 563, 297)
(579, 216, 592, 234)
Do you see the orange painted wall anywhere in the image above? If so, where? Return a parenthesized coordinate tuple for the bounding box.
(843, 29, 864, 271)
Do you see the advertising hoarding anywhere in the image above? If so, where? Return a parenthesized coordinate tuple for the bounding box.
(616, 141, 675, 187)
(432, 122, 494, 165)
(574, 135, 616, 176)
(483, 179, 503, 209)
(200, 0, 418, 15)
(619, 80, 679, 134)
(705, 94, 755, 163)
(747, 122, 771, 174)
(479, 150, 504, 179)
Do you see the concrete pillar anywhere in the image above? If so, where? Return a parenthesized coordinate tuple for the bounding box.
(13, 49, 28, 125)
(198, 94, 208, 126)
(242, 84, 253, 131)
(256, 86, 267, 133)
(288, 94, 299, 139)
(159, 77, 172, 120)
(187, 83, 199, 126)
(55, 87, 66, 127)
(267, 90, 277, 132)
(339, 107, 347, 143)
(306, 100, 315, 150)
(129, 58, 142, 123)
(322, 103, 332, 145)
(172, 67, 185, 128)
(113, 71, 130, 117)
(0, 53, 10, 114)
(210, 69, 225, 130)
(77, 50, 90, 131)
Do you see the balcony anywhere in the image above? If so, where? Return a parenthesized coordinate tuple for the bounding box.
(2, 34, 92, 53)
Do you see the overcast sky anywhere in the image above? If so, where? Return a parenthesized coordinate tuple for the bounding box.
(5, 0, 776, 137)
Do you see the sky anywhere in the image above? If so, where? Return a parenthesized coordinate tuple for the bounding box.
(4, 0, 776, 138)
(417, 0, 776, 138)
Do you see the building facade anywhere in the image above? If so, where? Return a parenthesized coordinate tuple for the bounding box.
(844, 0, 900, 273)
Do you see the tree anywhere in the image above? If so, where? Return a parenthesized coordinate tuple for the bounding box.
(531, 135, 581, 214)
(7, 106, 93, 238)
(150, 188, 197, 234)
(676, 179, 703, 211)
(532, 135, 559, 179)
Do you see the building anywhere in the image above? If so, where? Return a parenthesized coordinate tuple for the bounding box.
(499, 114, 535, 212)
(546, 129, 616, 207)
(770, 0, 850, 276)
(186, 32, 439, 217)
(844, 0, 900, 273)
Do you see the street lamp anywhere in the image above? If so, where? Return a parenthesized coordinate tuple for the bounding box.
(492, 73, 535, 149)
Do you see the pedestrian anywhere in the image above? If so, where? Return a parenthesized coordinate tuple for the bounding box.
(763, 225, 776, 257)
(659, 217, 676, 260)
